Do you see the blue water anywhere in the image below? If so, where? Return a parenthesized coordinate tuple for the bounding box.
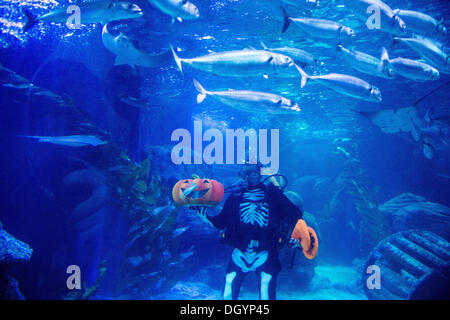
(0, 0, 449, 300)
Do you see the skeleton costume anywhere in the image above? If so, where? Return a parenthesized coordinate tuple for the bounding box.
(208, 182, 302, 300)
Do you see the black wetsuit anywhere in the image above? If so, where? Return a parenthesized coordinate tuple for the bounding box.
(208, 183, 303, 300)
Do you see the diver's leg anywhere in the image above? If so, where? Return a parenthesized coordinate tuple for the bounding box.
(223, 260, 247, 300)
(258, 271, 274, 300)
(258, 252, 280, 300)
(223, 271, 246, 300)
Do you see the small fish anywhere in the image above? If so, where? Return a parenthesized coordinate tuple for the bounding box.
(148, 0, 199, 22)
(423, 138, 435, 159)
(393, 9, 447, 39)
(337, 44, 393, 79)
(339, 0, 406, 35)
(380, 47, 440, 81)
(179, 245, 195, 260)
(336, 146, 351, 157)
(333, 137, 352, 143)
(152, 205, 170, 216)
(102, 24, 172, 68)
(172, 226, 190, 238)
(296, 66, 382, 103)
(170, 45, 298, 78)
(22, 1, 143, 31)
(16, 135, 108, 147)
(282, 8, 355, 41)
(393, 37, 450, 74)
(193, 79, 301, 114)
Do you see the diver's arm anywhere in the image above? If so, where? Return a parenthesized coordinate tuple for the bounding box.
(206, 193, 235, 229)
(273, 186, 303, 221)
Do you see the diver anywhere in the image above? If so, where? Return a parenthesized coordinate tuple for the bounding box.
(198, 162, 306, 300)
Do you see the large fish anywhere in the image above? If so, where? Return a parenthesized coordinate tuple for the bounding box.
(393, 9, 447, 39)
(337, 44, 393, 79)
(147, 0, 199, 22)
(260, 42, 321, 70)
(16, 135, 108, 147)
(296, 66, 382, 102)
(380, 47, 440, 81)
(339, 0, 406, 36)
(171, 46, 298, 78)
(193, 79, 301, 114)
(22, 1, 143, 31)
(101, 24, 171, 68)
(393, 37, 450, 74)
(282, 9, 355, 41)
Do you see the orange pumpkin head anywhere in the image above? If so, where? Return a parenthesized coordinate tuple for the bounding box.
(172, 178, 224, 207)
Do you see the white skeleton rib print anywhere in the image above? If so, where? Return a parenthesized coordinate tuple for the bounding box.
(239, 189, 269, 228)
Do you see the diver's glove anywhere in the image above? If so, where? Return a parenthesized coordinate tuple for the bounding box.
(290, 219, 319, 260)
(190, 205, 214, 228)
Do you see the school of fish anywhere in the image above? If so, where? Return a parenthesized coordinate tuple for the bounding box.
(18, 0, 449, 158)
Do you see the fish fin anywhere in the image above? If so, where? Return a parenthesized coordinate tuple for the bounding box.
(22, 8, 38, 31)
(266, 56, 274, 63)
(263, 74, 269, 79)
(177, 17, 183, 23)
(295, 64, 309, 88)
(193, 79, 207, 103)
(170, 44, 183, 74)
(281, 7, 291, 33)
(379, 47, 390, 72)
(197, 94, 206, 104)
(171, 17, 175, 24)
(260, 41, 269, 50)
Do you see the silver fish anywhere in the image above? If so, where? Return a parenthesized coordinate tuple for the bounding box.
(423, 138, 435, 159)
(337, 44, 393, 79)
(148, 0, 199, 22)
(172, 226, 190, 238)
(171, 46, 297, 78)
(380, 47, 440, 81)
(22, 1, 143, 31)
(17, 135, 108, 147)
(260, 42, 320, 70)
(102, 24, 171, 68)
(296, 66, 382, 102)
(393, 9, 447, 39)
(339, 0, 406, 35)
(193, 79, 301, 114)
(393, 37, 450, 74)
(280, 0, 319, 8)
(283, 9, 355, 41)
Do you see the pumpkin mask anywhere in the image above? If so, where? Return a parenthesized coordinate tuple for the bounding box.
(172, 178, 224, 207)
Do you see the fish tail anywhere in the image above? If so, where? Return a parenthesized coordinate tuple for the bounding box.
(281, 7, 291, 33)
(170, 44, 183, 74)
(295, 64, 309, 88)
(193, 79, 207, 104)
(22, 8, 37, 31)
(379, 47, 390, 72)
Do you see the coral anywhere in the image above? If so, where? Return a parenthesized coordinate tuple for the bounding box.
(379, 193, 450, 240)
(0, 222, 33, 299)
